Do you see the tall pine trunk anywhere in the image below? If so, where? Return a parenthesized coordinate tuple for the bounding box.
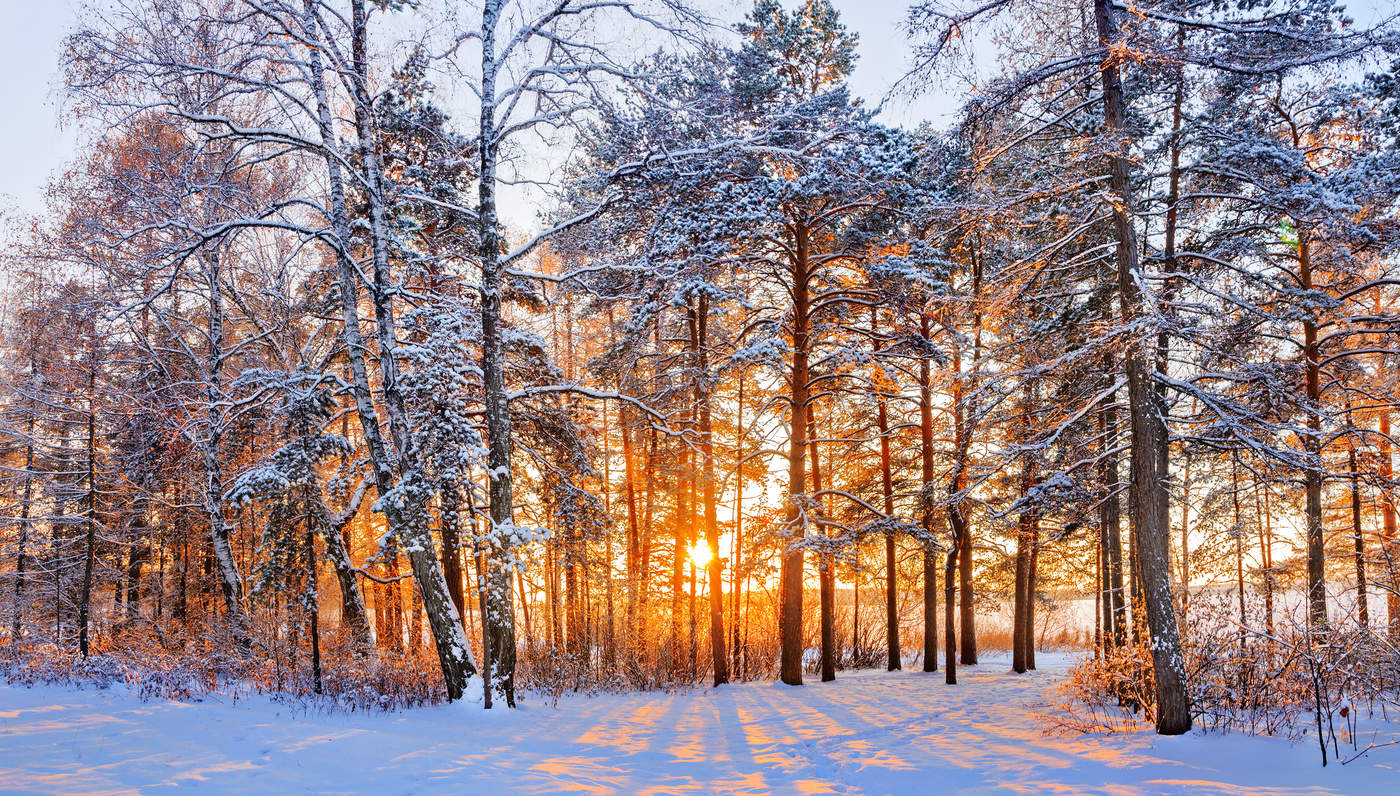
(692, 297, 728, 685)
(1095, 0, 1191, 734)
(1297, 227, 1328, 632)
(810, 412, 835, 682)
(1099, 368, 1126, 647)
(1380, 409, 1399, 639)
(920, 317, 938, 672)
(780, 224, 812, 686)
(873, 309, 900, 670)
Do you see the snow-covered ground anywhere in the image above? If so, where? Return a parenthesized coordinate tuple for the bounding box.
(1, 653, 1395, 794)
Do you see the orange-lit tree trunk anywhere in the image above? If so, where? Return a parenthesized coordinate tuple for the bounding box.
(1255, 482, 1276, 638)
(810, 410, 835, 682)
(622, 407, 641, 644)
(1350, 441, 1369, 630)
(918, 316, 939, 672)
(1297, 225, 1328, 632)
(948, 341, 976, 667)
(780, 224, 813, 686)
(731, 372, 746, 678)
(1380, 409, 1399, 639)
(673, 441, 689, 673)
(1012, 386, 1037, 674)
(691, 295, 728, 685)
(873, 308, 901, 670)
(1099, 361, 1126, 648)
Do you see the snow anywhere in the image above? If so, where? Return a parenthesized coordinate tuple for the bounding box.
(1, 654, 1395, 794)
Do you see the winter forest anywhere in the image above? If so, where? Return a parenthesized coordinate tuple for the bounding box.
(2, 0, 1400, 791)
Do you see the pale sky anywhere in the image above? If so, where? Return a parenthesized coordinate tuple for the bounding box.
(0, 0, 1388, 222)
(0, 0, 952, 222)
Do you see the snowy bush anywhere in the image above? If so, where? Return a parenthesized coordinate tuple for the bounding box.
(1050, 595, 1400, 766)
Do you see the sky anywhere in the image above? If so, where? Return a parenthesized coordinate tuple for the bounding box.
(0, 0, 952, 223)
(0, 0, 81, 218)
(0, 0, 1389, 222)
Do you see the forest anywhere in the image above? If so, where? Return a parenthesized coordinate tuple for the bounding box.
(2, 0, 1400, 774)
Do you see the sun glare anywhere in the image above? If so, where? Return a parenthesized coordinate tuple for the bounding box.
(689, 542, 712, 568)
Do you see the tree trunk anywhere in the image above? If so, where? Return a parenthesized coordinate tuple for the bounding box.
(780, 224, 812, 686)
(1297, 227, 1328, 632)
(1025, 530, 1039, 671)
(950, 346, 976, 666)
(920, 317, 938, 672)
(1012, 507, 1032, 674)
(305, 1, 475, 699)
(11, 405, 35, 638)
(874, 309, 900, 671)
(731, 372, 746, 677)
(1256, 482, 1276, 638)
(672, 443, 688, 672)
(810, 411, 835, 683)
(1380, 409, 1399, 639)
(475, 0, 519, 705)
(692, 296, 728, 685)
(78, 383, 98, 658)
(1095, 0, 1191, 734)
(308, 478, 373, 654)
(305, 528, 323, 694)
(1099, 368, 1126, 647)
(1349, 446, 1368, 629)
(622, 404, 641, 646)
(1012, 385, 1033, 673)
(440, 484, 468, 625)
(944, 529, 958, 685)
(200, 249, 249, 650)
(1178, 454, 1193, 616)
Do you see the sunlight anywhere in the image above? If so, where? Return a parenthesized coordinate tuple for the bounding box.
(688, 542, 712, 568)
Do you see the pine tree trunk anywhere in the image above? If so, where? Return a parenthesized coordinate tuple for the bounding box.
(1025, 529, 1039, 671)
(731, 373, 745, 678)
(672, 444, 688, 673)
(874, 309, 900, 670)
(1012, 509, 1031, 674)
(11, 405, 35, 638)
(1379, 409, 1399, 639)
(1256, 483, 1276, 638)
(566, 530, 581, 658)
(1232, 456, 1247, 650)
(1095, 0, 1191, 734)
(439, 484, 468, 624)
(1099, 370, 1126, 647)
(810, 411, 835, 682)
(920, 318, 938, 672)
(944, 530, 958, 685)
(622, 406, 641, 645)
(1013, 386, 1035, 674)
(78, 385, 98, 658)
(780, 224, 812, 686)
(1350, 447, 1368, 629)
(693, 297, 728, 685)
(1297, 228, 1329, 633)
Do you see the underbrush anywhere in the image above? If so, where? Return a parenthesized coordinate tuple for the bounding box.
(0, 619, 761, 711)
(0, 621, 451, 713)
(1048, 595, 1400, 766)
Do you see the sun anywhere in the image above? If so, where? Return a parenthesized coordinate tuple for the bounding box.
(689, 542, 712, 568)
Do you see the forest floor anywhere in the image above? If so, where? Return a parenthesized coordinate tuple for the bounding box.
(1, 652, 1396, 794)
